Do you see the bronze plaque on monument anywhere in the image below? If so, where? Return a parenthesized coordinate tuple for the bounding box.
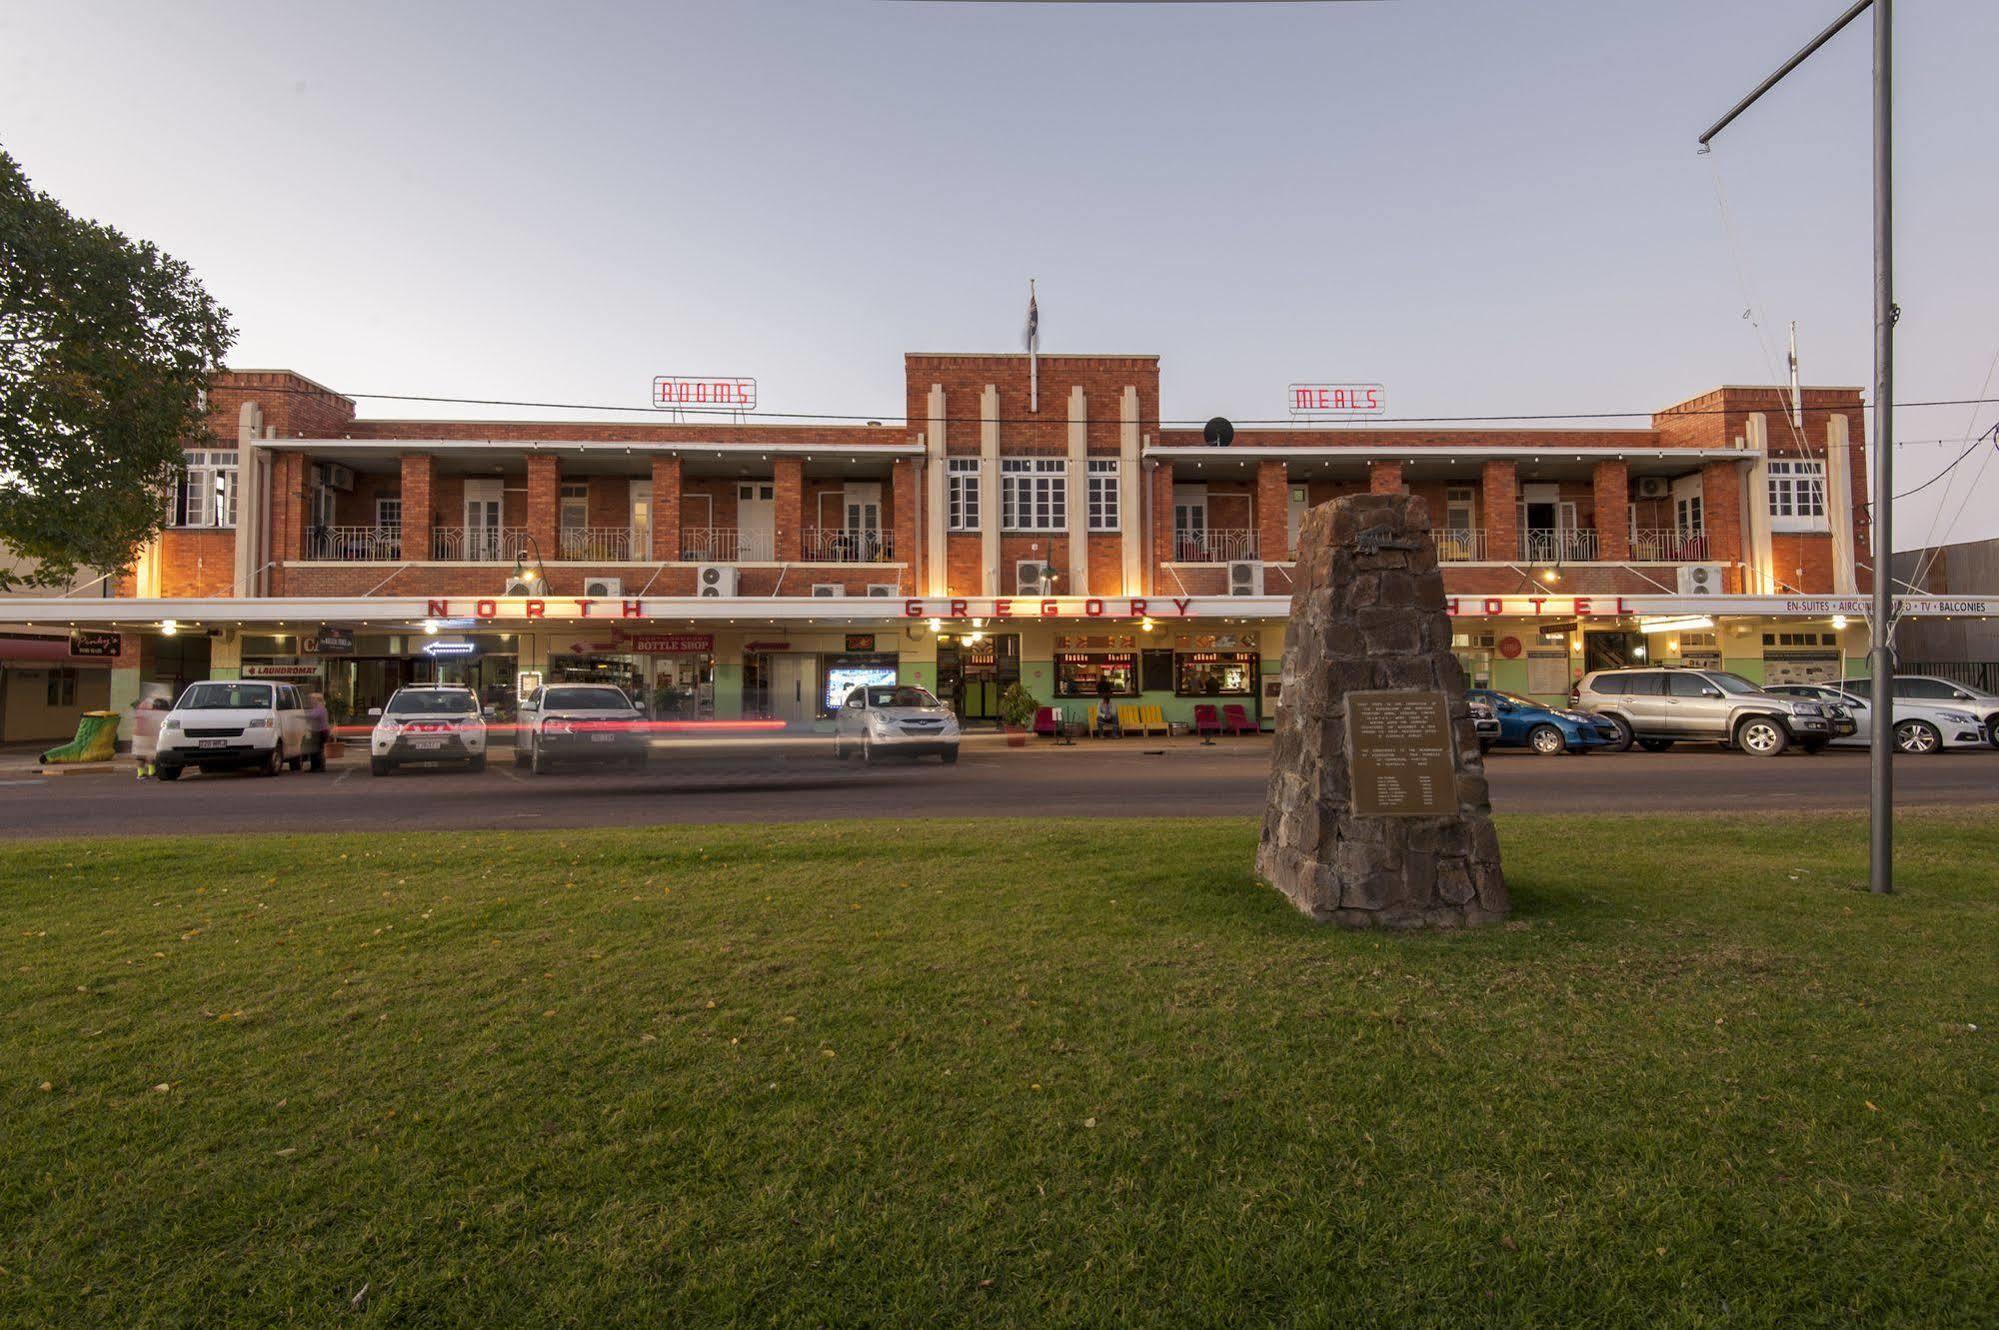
(1347, 690, 1458, 817)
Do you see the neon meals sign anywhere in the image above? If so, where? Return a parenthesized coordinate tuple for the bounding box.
(1289, 383, 1384, 417)
(652, 376, 757, 411)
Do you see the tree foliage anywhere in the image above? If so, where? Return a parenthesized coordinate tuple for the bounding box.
(0, 146, 234, 589)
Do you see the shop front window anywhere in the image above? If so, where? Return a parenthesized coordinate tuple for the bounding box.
(1176, 652, 1258, 697)
(1055, 652, 1138, 698)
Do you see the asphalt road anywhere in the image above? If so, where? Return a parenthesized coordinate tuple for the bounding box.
(2, 735, 1994, 839)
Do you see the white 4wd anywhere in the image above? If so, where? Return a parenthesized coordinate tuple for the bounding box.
(156, 679, 316, 780)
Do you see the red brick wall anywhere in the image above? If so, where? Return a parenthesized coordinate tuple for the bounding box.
(274, 563, 909, 599)
(651, 456, 682, 561)
(156, 530, 236, 597)
(400, 455, 435, 563)
(1369, 460, 1405, 494)
(1482, 461, 1519, 562)
(946, 533, 983, 595)
(1593, 461, 1630, 561)
(1256, 461, 1289, 562)
(1149, 461, 1174, 590)
(1700, 462, 1745, 590)
(526, 455, 559, 556)
(773, 458, 803, 561)
(903, 354, 1159, 459)
(892, 459, 920, 579)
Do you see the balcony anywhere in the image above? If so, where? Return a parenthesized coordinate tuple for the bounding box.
(1435, 528, 1487, 562)
(1519, 529, 1598, 563)
(306, 525, 401, 561)
(432, 526, 531, 562)
(680, 526, 774, 562)
(804, 527, 894, 562)
(1630, 527, 1711, 562)
(1171, 529, 1260, 562)
(558, 527, 634, 562)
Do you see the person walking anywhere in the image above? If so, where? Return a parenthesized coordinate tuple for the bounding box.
(304, 691, 333, 770)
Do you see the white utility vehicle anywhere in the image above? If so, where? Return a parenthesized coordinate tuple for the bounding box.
(155, 679, 318, 780)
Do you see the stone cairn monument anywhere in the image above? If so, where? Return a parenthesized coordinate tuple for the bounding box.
(1256, 493, 1507, 927)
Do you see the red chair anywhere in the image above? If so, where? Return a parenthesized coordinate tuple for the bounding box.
(1033, 706, 1060, 738)
(1193, 704, 1223, 736)
(1222, 704, 1257, 735)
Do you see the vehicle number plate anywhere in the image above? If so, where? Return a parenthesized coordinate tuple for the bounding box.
(197, 739, 228, 748)
(412, 738, 444, 749)
(591, 733, 615, 744)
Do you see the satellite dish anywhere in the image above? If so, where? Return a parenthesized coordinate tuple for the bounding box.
(1203, 416, 1235, 447)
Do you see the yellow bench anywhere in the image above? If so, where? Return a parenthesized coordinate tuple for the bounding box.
(1139, 704, 1167, 735)
(1116, 704, 1143, 736)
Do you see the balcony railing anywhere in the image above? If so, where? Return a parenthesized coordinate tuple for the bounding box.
(805, 527, 894, 562)
(679, 526, 774, 562)
(1435, 528, 1486, 562)
(432, 525, 530, 562)
(1519, 528, 1598, 563)
(558, 527, 634, 562)
(306, 525, 401, 561)
(1171, 529, 1259, 562)
(1629, 528, 1711, 562)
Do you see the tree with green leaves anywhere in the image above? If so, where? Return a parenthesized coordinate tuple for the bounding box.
(0, 146, 234, 590)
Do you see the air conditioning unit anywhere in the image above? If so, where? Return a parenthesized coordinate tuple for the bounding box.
(584, 576, 622, 598)
(696, 565, 738, 597)
(865, 583, 898, 597)
(501, 577, 539, 596)
(1227, 561, 1264, 596)
(1676, 563, 1725, 594)
(811, 583, 847, 597)
(1636, 476, 1671, 500)
(1015, 560, 1050, 595)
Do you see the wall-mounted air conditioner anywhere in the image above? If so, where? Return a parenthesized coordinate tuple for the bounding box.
(697, 565, 738, 597)
(1635, 476, 1670, 500)
(810, 584, 847, 597)
(584, 576, 622, 598)
(864, 583, 898, 597)
(1676, 563, 1725, 595)
(1227, 561, 1264, 596)
(502, 578, 539, 596)
(323, 463, 355, 492)
(1015, 560, 1050, 595)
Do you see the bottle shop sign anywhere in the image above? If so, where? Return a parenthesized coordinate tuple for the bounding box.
(652, 376, 756, 411)
(1288, 383, 1385, 416)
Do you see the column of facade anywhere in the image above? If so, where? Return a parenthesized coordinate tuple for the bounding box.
(892, 457, 921, 592)
(1149, 459, 1175, 591)
(979, 384, 1000, 595)
(526, 453, 560, 562)
(1066, 385, 1089, 595)
(1592, 460, 1630, 561)
(1826, 414, 1859, 593)
(925, 384, 948, 596)
(1256, 460, 1290, 563)
(650, 455, 683, 561)
(773, 456, 804, 562)
(1368, 460, 1405, 494)
(1480, 460, 1518, 563)
(400, 453, 435, 563)
(1119, 387, 1144, 594)
(1700, 460, 1747, 592)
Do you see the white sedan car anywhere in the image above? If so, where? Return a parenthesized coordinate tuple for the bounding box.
(1767, 684, 1988, 754)
(834, 683, 961, 764)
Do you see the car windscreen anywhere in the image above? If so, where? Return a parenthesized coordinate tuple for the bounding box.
(867, 686, 940, 708)
(387, 690, 479, 716)
(1486, 692, 1535, 708)
(541, 687, 630, 711)
(1706, 672, 1762, 695)
(176, 682, 273, 710)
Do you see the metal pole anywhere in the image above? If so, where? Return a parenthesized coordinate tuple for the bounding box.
(1869, 0, 1895, 893)
(1698, 0, 1873, 147)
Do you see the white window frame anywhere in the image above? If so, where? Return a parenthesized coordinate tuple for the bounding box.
(376, 495, 402, 530)
(559, 482, 589, 532)
(1086, 459, 1120, 532)
(173, 450, 238, 528)
(945, 457, 981, 531)
(1000, 457, 1066, 532)
(1767, 459, 1828, 532)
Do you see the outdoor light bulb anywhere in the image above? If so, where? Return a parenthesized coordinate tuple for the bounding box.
(424, 620, 440, 635)
(971, 618, 984, 629)
(1541, 568, 1560, 583)
(1668, 639, 1680, 652)
(927, 618, 942, 633)
(1634, 645, 1648, 659)
(1832, 615, 1848, 630)
(1142, 618, 1155, 632)
(159, 619, 178, 636)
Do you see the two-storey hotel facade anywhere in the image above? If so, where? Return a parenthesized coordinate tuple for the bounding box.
(4, 349, 1945, 737)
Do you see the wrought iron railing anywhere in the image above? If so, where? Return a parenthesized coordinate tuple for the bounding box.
(1435, 528, 1486, 562)
(558, 527, 633, 562)
(804, 527, 894, 562)
(432, 526, 530, 562)
(1519, 528, 1598, 563)
(679, 526, 775, 562)
(1628, 528, 1711, 562)
(305, 525, 401, 561)
(1171, 529, 1259, 562)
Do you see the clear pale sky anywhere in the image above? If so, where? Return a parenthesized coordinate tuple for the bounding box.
(3, 0, 1995, 552)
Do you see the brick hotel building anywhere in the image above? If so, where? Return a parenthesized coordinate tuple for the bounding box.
(0, 348, 1937, 742)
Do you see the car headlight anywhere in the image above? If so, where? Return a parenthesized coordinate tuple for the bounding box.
(163, 717, 181, 731)
(1791, 703, 1822, 716)
(246, 717, 274, 729)
(1937, 709, 1976, 724)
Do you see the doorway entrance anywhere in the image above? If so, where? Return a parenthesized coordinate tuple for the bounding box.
(1584, 630, 1644, 674)
(936, 633, 1020, 724)
(765, 654, 817, 727)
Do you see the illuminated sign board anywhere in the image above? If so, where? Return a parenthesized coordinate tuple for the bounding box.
(652, 376, 756, 411)
(1288, 383, 1385, 417)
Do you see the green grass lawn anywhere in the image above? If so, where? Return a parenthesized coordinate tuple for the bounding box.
(3, 813, 1996, 1328)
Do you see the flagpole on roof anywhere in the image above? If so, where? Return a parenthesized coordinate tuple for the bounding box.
(1026, 279, 1039, 413)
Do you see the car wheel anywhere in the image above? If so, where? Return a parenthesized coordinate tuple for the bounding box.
(1736, 716, 1789, 757)
(262, 744, 284, 777)
(468, 754, 487, 773)
(370, 756, 392, 777)
(1894, 719, 1941, 755)
(1602, 714, 1635, 752)
(941, 746, 959, 765)
(1637, 738, 1674, 753)
(156, 764, 182, 781)
(1527, 724, 1566, 756)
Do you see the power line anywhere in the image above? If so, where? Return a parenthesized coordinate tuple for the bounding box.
(1886, 423, 1998, 501)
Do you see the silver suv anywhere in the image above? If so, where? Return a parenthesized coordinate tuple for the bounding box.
(1576, 667, 1833, 756)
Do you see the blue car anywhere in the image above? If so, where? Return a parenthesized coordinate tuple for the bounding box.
(1467, 689, 1619, 756)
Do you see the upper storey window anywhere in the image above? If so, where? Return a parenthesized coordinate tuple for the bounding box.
(1767, 459, 1827, 532)
(1001, 458, 1066, 532)
(172, 450, 237, 527)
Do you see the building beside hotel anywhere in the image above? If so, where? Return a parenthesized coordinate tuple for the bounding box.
(4, 348, 1959, 741)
